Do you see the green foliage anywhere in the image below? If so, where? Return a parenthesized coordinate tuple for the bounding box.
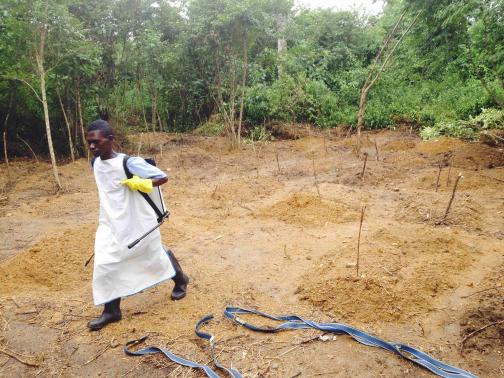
(246, 124, 271, 142)
(420, 108, 504, 140)
(1, 0, 504, 158)
(193, 114, 226, 136)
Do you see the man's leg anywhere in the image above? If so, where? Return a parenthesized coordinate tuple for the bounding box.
(166, 249, 189, 300)
(88, 298, 122, 331)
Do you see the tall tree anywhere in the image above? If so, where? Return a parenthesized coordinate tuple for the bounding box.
(2, 0, 88, 189)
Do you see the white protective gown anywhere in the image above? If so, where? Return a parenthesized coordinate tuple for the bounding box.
(92, 154, 175, 305)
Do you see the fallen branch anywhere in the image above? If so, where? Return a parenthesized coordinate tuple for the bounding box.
(475, 172, 504, 184)
(460, 319, 504, 353)
(83, 345, 110, 366)
(0, 347, 39, 367)
(461, 285, 502, 298)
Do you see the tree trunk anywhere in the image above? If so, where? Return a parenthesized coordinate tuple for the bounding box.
(37, 55, 62, 189)
(357, 87, 368, 147)
(229, 61, 237, 147)
(137, 78, 148, 130)
(356, 11, 419, 153)
(157, 111, 164, 132)
(76, 80, 86, 151)
(276, 12, 287, 77)
(57, 88, 75, 162)
(151, 86, 157, 132)
(237, 33, 248, 147)
(3, 90, 13, 179)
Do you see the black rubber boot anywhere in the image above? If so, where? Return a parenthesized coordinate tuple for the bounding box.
(167, 249, 189, 300)
(87, 298, 122, 331)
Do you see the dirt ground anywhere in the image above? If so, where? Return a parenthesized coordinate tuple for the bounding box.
(0, 129, 503, 377)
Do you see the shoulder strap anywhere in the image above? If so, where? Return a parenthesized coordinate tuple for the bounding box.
(123, 154, 133, 178)
(122, 154, 165, 223)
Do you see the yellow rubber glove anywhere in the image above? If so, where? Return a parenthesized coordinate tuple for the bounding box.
(120, 175, 153, 193)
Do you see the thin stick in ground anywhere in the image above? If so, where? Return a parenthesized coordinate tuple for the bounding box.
(435, 164, 442, 192)
(356, 205, 366, 277)
(360, 153, 368, 179)
(438, 173, 463, 224)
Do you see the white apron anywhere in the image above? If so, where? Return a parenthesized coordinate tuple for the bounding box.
(92, 154, 175, 305)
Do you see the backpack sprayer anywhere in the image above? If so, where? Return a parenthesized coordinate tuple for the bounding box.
(122, 155, 170, 249)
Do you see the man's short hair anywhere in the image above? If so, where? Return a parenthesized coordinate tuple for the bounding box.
(87, 119, 114, 137)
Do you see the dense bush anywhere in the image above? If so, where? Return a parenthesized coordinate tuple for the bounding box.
(420, 108, 504, 140)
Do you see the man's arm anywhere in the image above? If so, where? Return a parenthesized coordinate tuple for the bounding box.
(152, 176, 168, 187)
(121, 156, 168, 192)
(127, 157, 168, 184)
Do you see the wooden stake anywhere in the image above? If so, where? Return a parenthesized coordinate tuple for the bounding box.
(373, 139, 379, 161)
(439, 173, 463, 223)
(84, 251, 94, 267)
(360, 153, 368, 178)
(435, 164, 442, 192)
(356, 205, 366, 277)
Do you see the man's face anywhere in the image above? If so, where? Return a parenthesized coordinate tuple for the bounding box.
(86, 130, 113, 158)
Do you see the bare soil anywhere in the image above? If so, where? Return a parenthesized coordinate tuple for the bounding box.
(0, 130, 503, 377)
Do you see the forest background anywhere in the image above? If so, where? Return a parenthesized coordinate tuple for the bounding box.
(0, 0, 503, 168)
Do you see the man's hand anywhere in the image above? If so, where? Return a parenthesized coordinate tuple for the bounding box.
(120, 175, 153, 193)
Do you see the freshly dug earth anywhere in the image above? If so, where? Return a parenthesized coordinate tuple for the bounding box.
(0, 132, 503, 377)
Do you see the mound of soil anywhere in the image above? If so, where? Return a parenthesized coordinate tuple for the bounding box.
(209, 177, 283, 205)
(415, 138, 466, 155)
(267, 122, 313, 140)
(257, 193, 357, 227)
(416, 137, 504, 169)
(460, 264, 504, 355)
(297, 228, 476, 324)
(338, 134, 375, 149)
(382, 139, 416, 152)
(0, 225, 95, 294)
(413, 169, 504, 192)
(395, 191, 484, 231)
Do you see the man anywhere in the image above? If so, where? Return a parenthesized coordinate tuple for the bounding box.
(85, 119, 189, 331)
